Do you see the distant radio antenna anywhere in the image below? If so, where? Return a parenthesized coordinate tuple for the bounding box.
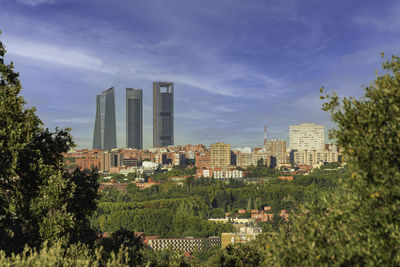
(264, 125, 267, 143)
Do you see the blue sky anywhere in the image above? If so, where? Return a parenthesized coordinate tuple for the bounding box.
(1, 0, 399, 149)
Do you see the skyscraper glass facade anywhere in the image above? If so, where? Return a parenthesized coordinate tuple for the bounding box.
(93, 87, 117, 151)
(153, 82, 174, 147)
(126, 88, 143, 149)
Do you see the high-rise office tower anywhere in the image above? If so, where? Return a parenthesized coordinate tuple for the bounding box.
(153, 82, 174, 147)
(92, 87, 117, 151)
(126, 88, 143, 149)
(289, 123, 324, 151)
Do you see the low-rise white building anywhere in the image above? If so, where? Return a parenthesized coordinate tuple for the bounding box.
(208, 218, 253, 224)
(213, 169, 243, 179)
(142, 161, 160, 169)
(148, 237, 220, 252)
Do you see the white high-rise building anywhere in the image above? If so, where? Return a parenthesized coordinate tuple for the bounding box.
(289, 123, 324, 151)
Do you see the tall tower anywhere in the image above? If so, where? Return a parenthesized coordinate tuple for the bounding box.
(153, 82, 174, 147)
(126, 88, 143, 149)
(92, 87, 117, 151)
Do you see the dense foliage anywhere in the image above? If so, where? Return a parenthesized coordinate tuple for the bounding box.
(92, 168, 345, 241)
(0, 30, 100, 253)
(0, 31, 144, 266)
(207, 55, 400, 266)
(92, 196, 235, 237)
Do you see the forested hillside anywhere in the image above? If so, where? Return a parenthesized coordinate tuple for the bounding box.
(92, 167, 346, 239)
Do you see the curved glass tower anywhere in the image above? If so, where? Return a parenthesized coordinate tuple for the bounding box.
(92, 87, 117, 151)
(126, 88, 143, 149)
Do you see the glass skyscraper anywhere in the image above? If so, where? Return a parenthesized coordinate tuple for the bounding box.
(153, 82, 174, 147)
(92, 87, 117, 151)
(126, 88, 143, 149)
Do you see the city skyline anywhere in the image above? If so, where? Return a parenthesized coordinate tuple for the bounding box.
(92, 84, 327, 150)
(1, 0, 399, 148)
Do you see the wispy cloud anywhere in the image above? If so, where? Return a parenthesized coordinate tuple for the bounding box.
(4, 36, 116, 73)
(353, 3, 400, 32)
(2, 0, 398, 148)
(175, 112, 208, 120)
(284, 21, 326, 56)
(15, 0, 55, 7)
(135, 65, 286, 99)
(54, 118, 92, 124)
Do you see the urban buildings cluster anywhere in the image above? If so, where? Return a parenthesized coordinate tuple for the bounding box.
(65, 122, 341, 180)
(93, 82, 174, 151)
(79, 117, 342, 255)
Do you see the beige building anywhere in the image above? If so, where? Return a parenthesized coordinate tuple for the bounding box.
(252, 152, 270, 167)
(100, 150, 121, 172)
(290, 123, 324, 151)
(265, 140, 287, 167)
(293, 150, 339, 165)
(221, 232, 261, 248)
(172, 152, 184, 166)
(235, 151, 270, 168)
(210, 142, 231, 167)
(235, 152, 254, 168)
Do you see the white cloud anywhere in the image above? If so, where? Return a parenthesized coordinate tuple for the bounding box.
(53, 118, 92, 124)
(15, 0, 55, 7)
(354, 16, 400, 32)
(135, 66, 285, 99)
(353, 4, 400, 32)
(175, 112, 208, 120)
(4, 36, 116, 73)
(3, 35, 285, 100)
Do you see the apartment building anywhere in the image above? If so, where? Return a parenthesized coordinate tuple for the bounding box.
(195, 152, 211, 168)
(265, 139, 287, 167)
(292, 150, 339, 165)
(289, 123, 324, 151)
(235, 152, 254, 168)
(210, 142, 231, 167)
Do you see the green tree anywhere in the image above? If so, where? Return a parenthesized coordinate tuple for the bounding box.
(209, 55, 400, 266)
(270, 55, 400, 264)
(256, 158, 264, 167)
(246, 197, 252, 212)
(0, 31, 99, 253)
(96, 229, 144, 266)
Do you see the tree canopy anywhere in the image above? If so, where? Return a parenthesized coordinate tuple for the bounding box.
(0, 30, 99, 253)
(209, 55, 400, 266)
